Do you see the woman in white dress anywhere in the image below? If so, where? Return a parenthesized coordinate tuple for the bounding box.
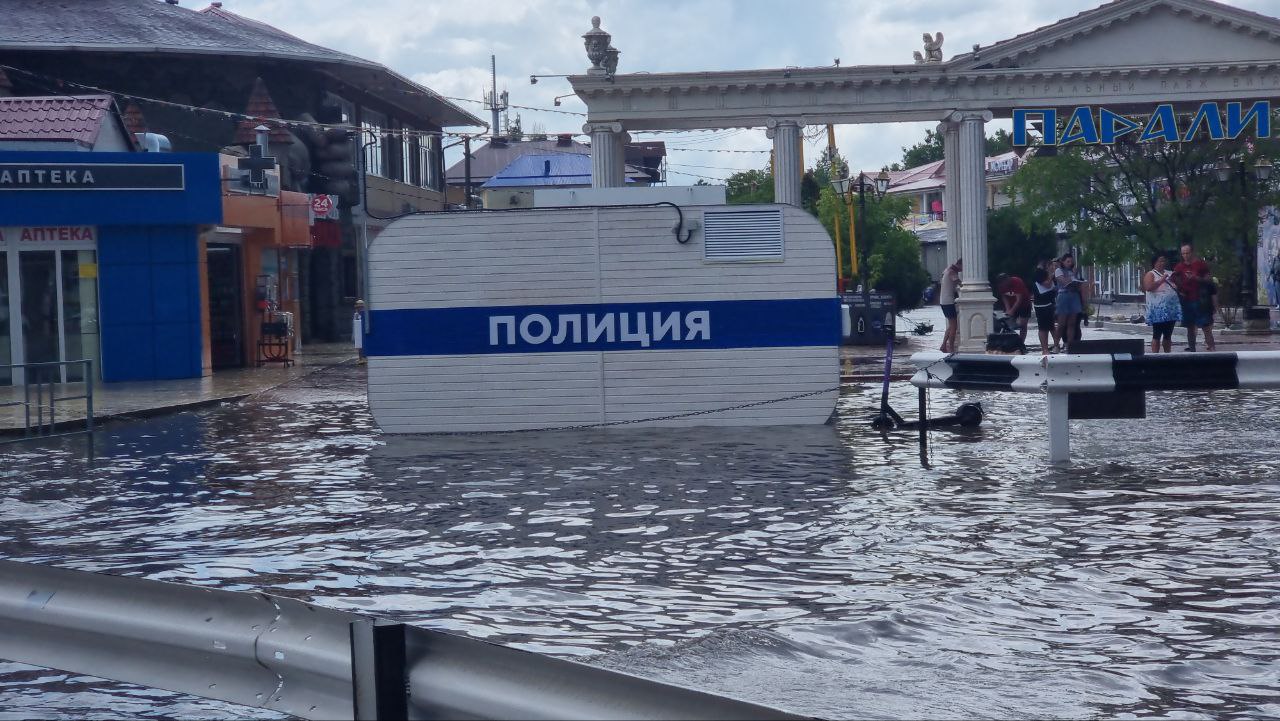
(1142, 253, 1182, 353)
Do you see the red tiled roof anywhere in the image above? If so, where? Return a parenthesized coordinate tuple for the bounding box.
(233, 77, 293, 145)
(0, 95, 114, 146)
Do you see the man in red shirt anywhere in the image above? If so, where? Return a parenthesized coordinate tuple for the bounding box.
(996, 273, 1032, 344)
(1173, 243, 1210, 351)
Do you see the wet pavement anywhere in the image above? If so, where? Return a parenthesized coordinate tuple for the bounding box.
(0, 344, 355, 435)
(1, 344, 1278, 720)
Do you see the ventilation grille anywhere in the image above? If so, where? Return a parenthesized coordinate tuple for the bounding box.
(702, 209, 784, 261)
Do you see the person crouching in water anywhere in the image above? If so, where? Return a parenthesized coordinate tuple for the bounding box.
(1142, 252, 1181, 353)
(1031, 268, 1059, 354)
(1054, 253, 1085, 349)
(996, 272, 1032, 346)
(939, 258, 962, 353)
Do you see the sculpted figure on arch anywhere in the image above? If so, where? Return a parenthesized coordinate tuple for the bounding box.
(913, 32, 944, 64)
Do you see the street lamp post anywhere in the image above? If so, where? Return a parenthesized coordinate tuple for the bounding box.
(1215, 155, 1273, 332)
(830, 169, 891, 310)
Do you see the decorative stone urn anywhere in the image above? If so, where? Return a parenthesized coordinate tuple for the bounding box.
(583, 17, 611, 75)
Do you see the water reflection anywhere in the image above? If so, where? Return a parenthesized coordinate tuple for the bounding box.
(0, 367, 1278, 719)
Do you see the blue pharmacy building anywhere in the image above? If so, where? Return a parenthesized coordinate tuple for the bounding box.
(0, 151, 222, 384)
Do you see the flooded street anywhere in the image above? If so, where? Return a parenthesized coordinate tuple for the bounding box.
(2, 360, 1279, 720)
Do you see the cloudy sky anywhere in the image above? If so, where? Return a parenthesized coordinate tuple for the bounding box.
(212, 0, 1276, 183)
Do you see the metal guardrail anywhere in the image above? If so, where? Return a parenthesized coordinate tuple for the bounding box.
(0, 359, 94, 442)
(910, 350, 1280, 462)
(0, 560, 806, 720)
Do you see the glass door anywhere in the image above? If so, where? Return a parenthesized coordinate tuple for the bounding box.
(61, 250, 100, 383)
(207, 244, 244, 369)
(20, 250, 59, 383)
(4, 249, 101, 385)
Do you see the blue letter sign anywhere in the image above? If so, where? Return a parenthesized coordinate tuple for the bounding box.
(1013, 102, 1271, 146)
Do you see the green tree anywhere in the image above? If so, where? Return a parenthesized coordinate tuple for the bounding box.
(817, 188, 930, 310)
(986, 206, 1058, 288)
(899, 128, 1018, 170)
(987, 128, 1015, 156)
(901, 129, 944, 169)
(1004, 133, 1280, 287)
(725, 167, 773, 204)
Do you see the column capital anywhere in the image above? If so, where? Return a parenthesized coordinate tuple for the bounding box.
(765, 118, 802, 129)
(936, 119, 961, 134)
(764, 118, 803, 138)
(582, 121, 624, 135)
(948, 110, 994, 124)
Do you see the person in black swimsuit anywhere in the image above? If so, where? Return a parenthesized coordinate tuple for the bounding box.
(1031, 267, 1059, 354)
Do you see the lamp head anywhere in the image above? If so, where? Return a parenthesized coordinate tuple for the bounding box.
(1255, 156, 1273, 182)
(1215, 156, 1232, 183)
(875, 169, 891, 196)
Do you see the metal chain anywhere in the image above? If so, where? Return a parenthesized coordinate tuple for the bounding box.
(427, 385, 844, 436)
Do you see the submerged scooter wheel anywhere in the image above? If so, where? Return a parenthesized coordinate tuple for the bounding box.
(870, 414, 896, 430)
(955, 402, 984, 427)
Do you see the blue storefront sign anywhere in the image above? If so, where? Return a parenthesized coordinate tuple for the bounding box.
(1014, 101, 1271, 146)
(0, 151, 221, 383)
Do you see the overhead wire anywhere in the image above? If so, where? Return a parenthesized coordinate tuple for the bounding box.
(1, 63, 780, 157)
(442, 94, 587, 117)
(2, 62, 777, 186)
(0, 63, 486, 142)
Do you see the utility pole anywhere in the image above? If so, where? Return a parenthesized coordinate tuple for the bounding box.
(485, 55, 508, 136)
(827, 124, 844, 290)
(463, 136, 473, 209)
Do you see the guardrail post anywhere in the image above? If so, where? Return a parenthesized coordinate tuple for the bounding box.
(85, 360, 94, 435)
(1048, 392, 1070, 463)
(351, 619, 408, 720)
(22, 372, 31, 438)
(48, 375, 55, 432)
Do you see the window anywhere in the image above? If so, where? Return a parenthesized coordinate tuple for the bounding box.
(395, 123, 410, 183)
(425, 135, 442, 191)
(324, 93, 354, 125)
(1117, 261, 1141, 296)
(407, 135, 422, 187)
(361, 108, 388, 178)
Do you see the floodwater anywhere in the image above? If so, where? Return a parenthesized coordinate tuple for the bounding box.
(1, 355, 1279, 720)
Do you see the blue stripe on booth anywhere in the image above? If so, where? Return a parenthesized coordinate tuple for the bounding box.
(365, 298, 841, 357)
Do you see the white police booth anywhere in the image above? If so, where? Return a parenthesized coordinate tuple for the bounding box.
(364, 189, 841, 433)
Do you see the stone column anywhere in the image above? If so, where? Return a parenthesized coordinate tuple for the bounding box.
(952, 110, 995, 352)
(585, 121, 627, 188)
(766, 119, 803, 206)
(939, 120, 961, 265)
